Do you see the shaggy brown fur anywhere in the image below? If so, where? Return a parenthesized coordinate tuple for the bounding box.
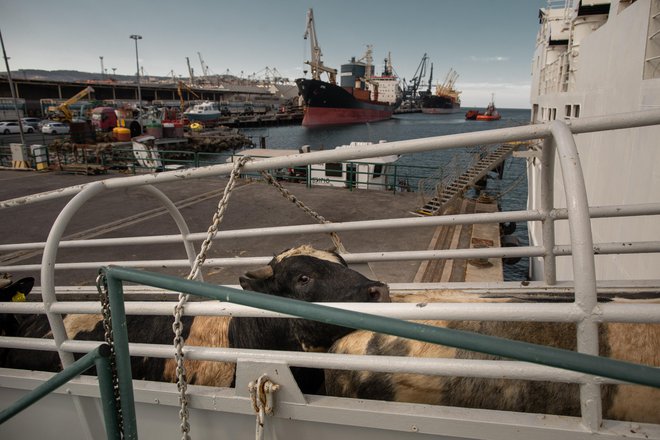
(326, 292, 660, 423)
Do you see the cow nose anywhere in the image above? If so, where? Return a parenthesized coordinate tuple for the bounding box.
(368, 284, 391, 303)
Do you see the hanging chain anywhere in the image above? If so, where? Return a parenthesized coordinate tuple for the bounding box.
(172, 156, 252, 440)
(259, 170, 346, 253)
(96, 272, 125, 438)
(172, 155, 346, 439)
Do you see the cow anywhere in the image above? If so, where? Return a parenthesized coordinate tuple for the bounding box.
(325, 291, 660, 424)
(0, 277, 34, 337)
(0, 245, 389, 394)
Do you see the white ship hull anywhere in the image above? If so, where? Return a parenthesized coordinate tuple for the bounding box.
(527, 0, 660, 282)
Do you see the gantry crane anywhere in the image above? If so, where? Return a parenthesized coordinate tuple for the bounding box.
(401, 53, 429, 102)
(303, 8, 337, 84)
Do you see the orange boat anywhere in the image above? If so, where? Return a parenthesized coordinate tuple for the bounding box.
(467, 94, 501, 121)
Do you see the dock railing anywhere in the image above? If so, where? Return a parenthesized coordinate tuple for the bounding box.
(1, 109, 660, 438)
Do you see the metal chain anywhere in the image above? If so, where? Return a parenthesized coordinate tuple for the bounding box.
(172, 156, 344, 439)
(259, 170, 347, 253)
(96, 272, 124, 438)
(172, 156, 252, 440)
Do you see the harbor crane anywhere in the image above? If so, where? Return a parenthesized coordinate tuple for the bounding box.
(437, 68, 460, 98)
(197, 51, 210, 78)
(52, 86, 95, 122)
(303, 8, 337, 84)
(401, 53, 429, 102)
(185, 57, 196, 86)
(177, 80, 199, 117)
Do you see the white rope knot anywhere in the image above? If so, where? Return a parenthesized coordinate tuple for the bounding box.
(248, 374, 280, 440)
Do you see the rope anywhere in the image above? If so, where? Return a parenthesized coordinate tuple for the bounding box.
(172, 156, 251, 440)
(493, 170, 527, 201)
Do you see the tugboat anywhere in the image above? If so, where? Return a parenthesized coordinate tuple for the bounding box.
(466, 93, 501, 121)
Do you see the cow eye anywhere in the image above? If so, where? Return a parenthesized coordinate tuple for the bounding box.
(298, 275, 310, 284)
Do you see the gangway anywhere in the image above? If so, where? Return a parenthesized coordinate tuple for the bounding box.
(416, 143, 519, 216)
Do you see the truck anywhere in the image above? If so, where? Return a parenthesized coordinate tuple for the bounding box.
(90, 107, 118, 131)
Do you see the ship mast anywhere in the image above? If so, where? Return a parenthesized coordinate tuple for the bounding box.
(303, 8, 337, 84)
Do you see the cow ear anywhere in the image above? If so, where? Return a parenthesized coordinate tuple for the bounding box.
(243, 266, 274, 280)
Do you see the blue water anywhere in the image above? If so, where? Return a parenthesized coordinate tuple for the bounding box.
(243, 108, 531, 280)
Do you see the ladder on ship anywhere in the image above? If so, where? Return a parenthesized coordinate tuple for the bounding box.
(415, 143, 519, 216)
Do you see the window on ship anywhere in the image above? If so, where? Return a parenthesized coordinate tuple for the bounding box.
(373, 164, 383, 179)
(325, 163, 343, 177)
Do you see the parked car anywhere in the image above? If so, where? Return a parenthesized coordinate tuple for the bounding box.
(37, 120, 57, 131)
(0, 121, 35, 134)
(20, 117, 42, 129)
(41, 122, 70, 134)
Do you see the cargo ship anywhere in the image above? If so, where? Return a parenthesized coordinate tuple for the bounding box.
(296, 10, 397, 126)
(420, 68, 462, 114)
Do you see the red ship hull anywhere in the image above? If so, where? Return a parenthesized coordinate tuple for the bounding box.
(296, 78, 394, 127)
(302, 106, 393, 127)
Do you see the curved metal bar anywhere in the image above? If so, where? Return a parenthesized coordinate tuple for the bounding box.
(40, 183, 204, 365)
(39, 181, 107, 440)
(549, 120, 600, 430)
(41, 181, 106, 368)
(138, 185, 200, 280)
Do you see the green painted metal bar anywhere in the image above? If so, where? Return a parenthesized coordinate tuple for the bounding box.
(104, 271, 138, 440)
(0, 344, 121, 439)
(104, 266, 660, 389)
(95, 349, 122, 440)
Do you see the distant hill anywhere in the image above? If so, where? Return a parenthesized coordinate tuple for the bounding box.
(8, 69, 162, 83)
(6, 69, 287, 87)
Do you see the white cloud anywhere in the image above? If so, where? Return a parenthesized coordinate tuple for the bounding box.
(458, 81, 531, 109)
(468, 56, 510, 62)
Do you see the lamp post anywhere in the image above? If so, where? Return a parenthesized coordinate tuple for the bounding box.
(0, 28, 25, 146)
(129, 34, 142, 107)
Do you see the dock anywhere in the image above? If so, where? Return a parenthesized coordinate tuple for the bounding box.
(0, 169, 505, 290)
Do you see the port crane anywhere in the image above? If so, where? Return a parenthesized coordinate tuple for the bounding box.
(401, 53, 429, 102)
(436, 68, 460, 98)
(177, 80, 199, 116)
(185, 57, 195, 86)
(303, 8, 337, 84)
(51, 86, 95, 122)
(197, 52, 210, 78)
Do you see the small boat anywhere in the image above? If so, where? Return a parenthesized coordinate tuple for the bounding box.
(476, 94, 501, 121)
(183, 101, 222, 122)
(466, 94, 501, 121)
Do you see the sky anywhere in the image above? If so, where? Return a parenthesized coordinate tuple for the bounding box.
(0, 0, 547, 109)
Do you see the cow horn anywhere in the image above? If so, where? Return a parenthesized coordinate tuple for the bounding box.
(244, 265, 274, 280)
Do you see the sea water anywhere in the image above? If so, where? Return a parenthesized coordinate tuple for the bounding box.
(242, 108, 531, 280)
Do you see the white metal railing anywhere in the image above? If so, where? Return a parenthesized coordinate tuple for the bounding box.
(1, 109, 660, 437)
